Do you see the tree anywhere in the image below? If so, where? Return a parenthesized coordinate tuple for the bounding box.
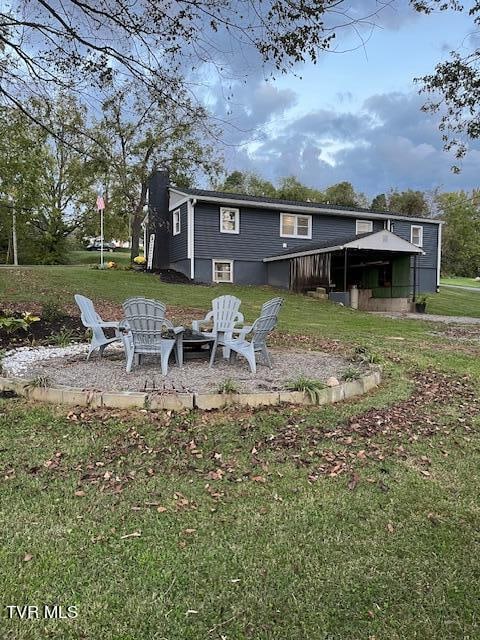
(412, 1, 480, 165)
(0, 2, 386, 129)
(217, 172, 276, 198)
(388, 190, 430, 217)
(371, 193, 388, 211)
(325, 181, 358, 207)
(437, 191, 480, 276)
(277, 176, 325, 202)
(95, 84, 222, 260)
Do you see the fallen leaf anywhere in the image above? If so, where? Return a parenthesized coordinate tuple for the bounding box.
(251, 475, 266, 483)
(182, 528, 196, 535)
(348, 473, 360, 491)
(23, 553, 33, 562)
(386, 522, 395, 534)
(120, 531, 141, 540)
(157, 506, 168, 513)
(74, 490, 85, 497)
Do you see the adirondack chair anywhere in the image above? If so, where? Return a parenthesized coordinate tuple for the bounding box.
(74, 294, 121, 360)
(121, 297, 184, 374)
(210, 312, 278, 374)
(234, 297, 284, 340)
(192, 295, 244, 358)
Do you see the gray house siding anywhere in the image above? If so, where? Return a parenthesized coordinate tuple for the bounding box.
(170, 202, 188, 263)
(391, 219, 439, 293)
(194, 201, 384, 263)
(166, 198, 439, 292)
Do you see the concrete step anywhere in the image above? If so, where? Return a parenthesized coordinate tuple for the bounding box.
(307, 291, 329, 300)
(316, 287, 327, 294)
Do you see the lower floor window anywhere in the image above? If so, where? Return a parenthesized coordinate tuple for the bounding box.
(212, 259, 233, 283)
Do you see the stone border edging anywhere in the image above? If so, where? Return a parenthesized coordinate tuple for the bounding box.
(0, 369, 381, 411)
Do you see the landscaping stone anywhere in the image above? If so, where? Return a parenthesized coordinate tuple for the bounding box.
(343, 380, 364, 399)
(326, 376, 340, 387)
(327, 385, 345, 403)
(236, 392, 280, 408)
(279, 391, 310, 405)
(102, 392, 147, 409)
(149, 393, 194, 410)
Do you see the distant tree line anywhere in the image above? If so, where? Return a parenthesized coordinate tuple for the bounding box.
(217, 171, 480, 277)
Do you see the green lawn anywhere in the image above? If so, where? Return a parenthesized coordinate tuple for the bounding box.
(68, 248, 132, 267)
(441, 276, 480, 288)
(0, 266, 479, 639)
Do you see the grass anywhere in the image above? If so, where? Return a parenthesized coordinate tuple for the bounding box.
(440, 276, 480, 288)
(0, 265, 479, 638)
(68, 248, 132, 267)
(427, 287, 480, 317)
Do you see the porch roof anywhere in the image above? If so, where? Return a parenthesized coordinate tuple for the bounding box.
(263, 229, 425, 263)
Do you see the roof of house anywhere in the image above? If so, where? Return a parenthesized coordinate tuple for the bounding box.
(263, 229, 425, 262)
(170, 187, 442, 226)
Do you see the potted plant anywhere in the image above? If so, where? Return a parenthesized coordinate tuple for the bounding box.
(415, 295, 428, 313)
(132, 255, 146, 271)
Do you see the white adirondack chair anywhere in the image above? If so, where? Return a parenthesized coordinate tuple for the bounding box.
(233, 297, 284, 340)
(122, 297, 184, 375)
(211, 312, 278, 374)
(192, 295, 244, 358)
(74, 294, 121, 360)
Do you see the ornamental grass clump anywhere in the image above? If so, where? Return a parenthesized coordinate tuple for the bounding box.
(286, 376, 325, 404)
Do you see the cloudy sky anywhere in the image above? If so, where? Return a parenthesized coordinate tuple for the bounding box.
(205, 2, 479, 197)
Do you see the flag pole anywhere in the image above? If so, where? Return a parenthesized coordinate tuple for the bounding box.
(100, 207, 104, 268)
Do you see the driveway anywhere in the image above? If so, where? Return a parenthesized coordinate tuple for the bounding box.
(371, 312, 480, 325)
(441, 284, 480, 293)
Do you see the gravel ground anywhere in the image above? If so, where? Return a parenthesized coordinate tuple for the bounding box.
(3, 345, 352, 393)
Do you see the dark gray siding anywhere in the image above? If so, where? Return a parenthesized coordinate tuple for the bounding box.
(195, 259, 266, 285)
(267, 261, 290, 289)
(170, 202, 188, 262)
(170, 258, 191, 279)
(194, 202, 384, 262)
(391, 219, 439, 293)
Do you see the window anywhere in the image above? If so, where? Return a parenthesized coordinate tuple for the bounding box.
(356, 219, 373, 235)
(411, 225, 423, 247)
(280, 213, 312, 238)
(220, 207, 240, 234)
(172, 209, 181, 235)
(212, 259, 233, 283)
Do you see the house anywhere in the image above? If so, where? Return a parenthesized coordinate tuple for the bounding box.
(147, 170, 442, 311)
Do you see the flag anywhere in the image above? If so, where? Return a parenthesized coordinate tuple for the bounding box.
(96, 195, 105, 211)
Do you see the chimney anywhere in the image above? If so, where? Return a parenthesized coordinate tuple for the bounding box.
(147, 169, 170, 270)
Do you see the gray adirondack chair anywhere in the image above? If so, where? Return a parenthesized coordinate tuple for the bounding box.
(212, 312, 278, 374)
(192, 295, 244, 358)
(234, 297, 284, 340)
(121, 297, 184, 374)
(74, 294, 121, 360)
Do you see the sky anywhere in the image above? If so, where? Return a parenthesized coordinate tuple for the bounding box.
(205, 2, 479, 198)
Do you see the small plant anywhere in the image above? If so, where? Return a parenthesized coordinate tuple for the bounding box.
(416, 295, 428, 305)
(0, 315, 29, 335)
(217, 378, 239, 394)
(342, 366, 362, 382)
(353, 345, 381, 365)
(42, 302, 65, 323)
(107, 260, 119, 269)
(25, 375, 51, 389)
(286, 376, 326, 403)
(22, 311, 40, 327)
(50, 328, 78, 346)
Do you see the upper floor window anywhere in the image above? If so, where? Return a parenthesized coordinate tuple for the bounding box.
(356, 219, 373, 235)
(172, 209, 181, 235)
(280, 213, 312, 239)
(220, 207, 240, 234)
(411, 225, 423, 247)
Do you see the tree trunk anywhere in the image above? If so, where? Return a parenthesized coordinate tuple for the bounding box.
(130, 182, 148, 261)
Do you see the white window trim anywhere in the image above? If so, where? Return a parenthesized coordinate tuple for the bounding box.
(280, 213, 312, 239)
(172, 208, 181, 236)
(212, 259, 233, 284)
(411, 224, 424, 247)
(220, 207, 240, 234)
(356, 219, 373, 235)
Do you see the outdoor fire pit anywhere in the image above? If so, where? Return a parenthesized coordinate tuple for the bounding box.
(166, 328, 215, 359)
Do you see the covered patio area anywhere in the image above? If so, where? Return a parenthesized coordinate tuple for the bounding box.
(264, 229, 425, 311)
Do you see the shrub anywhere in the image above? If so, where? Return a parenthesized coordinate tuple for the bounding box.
(42, 302, 65, 323)
(342, 366, 362, 382)
(286, 376, 325, 403)
(217, 378, 239, 394)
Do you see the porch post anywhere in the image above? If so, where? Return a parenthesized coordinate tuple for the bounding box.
(343, 248, 348, 292)
(413, 254, 417, 302)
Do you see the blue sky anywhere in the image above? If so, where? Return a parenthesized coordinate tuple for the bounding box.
(209, 3, 479, 198)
